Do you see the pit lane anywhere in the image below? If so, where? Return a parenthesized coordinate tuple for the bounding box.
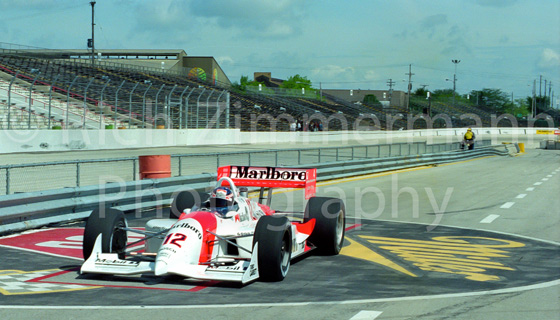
(1, 218, 558, 306)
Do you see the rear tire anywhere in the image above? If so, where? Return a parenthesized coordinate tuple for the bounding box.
(253, 216, 292, 281)
(304, 197, 345, 255)
(170, 190, 206, 219)
(83, 208, 127, 260)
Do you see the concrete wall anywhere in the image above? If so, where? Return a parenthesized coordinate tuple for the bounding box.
(0, 127, 555, 154)
(0, 129, 242, 153)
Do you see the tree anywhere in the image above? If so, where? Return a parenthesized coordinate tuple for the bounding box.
(414, 87, 428, 97)
(526, 96, 551, 114)
(280, 74, 312, 90)
(432, 89, 454, 98)
(232, 75, 263, 92)
(504, 98, 530, 116)
(469, 88, 511, 112)
(363, 94, 380, 105)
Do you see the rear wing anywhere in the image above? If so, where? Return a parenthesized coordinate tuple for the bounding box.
(217, 166, 316, 199)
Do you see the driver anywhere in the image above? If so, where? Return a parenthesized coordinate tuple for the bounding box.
(462, 128, 476, 150)
(208, 186, 237, 216)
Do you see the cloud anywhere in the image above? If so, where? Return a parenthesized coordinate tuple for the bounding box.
(417, 14, 450, 40)
(441, 25, 473, 56)
(538, 48, 560, 68)
(216, 55, 234, 66)
(363, 70, 378, 81)
(420, 14, 448, 29)
(311, 65, 355, 80)
(410, 14, 473, 57)
(131, 0, 190, 30)
(189, 0, 307, 38)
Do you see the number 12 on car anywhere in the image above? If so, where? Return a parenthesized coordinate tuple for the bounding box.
(163, 233, 187, 248)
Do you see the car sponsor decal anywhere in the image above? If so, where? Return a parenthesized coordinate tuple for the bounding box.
(217, 166, 317, 199)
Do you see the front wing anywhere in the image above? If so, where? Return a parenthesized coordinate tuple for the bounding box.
(80, 235, 260, 284)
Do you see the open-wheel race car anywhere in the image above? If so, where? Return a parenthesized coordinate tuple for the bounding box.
(81, 166, 346, 283)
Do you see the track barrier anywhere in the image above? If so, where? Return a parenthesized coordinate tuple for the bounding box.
(0, 144, 512, 236)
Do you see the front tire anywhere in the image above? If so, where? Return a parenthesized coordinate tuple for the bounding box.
(253, 215, 292, 282)
(304, 197, 345, 255)
(83, 208, 127, 260)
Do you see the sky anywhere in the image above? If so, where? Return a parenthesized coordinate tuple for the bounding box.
(0, 0, 559, 103)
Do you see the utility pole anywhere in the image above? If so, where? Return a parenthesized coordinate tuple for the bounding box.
(451, 59, 460, 109)
(91, 1, 96, 67)
(532, 79, 536, 118)
(548, 82, 552, 108)
(405, 64, 414, 112)
(386, 79, 396, 106)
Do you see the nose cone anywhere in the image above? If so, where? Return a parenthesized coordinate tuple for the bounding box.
(154, 260, 168, 276)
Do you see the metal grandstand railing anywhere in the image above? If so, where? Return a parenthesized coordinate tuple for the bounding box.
(0, 55, 230, 130)
(0, 42, 233, 88)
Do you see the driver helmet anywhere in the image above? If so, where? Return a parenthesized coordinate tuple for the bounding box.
(210, 186, 234, 215)
(467, 128, 472, 131)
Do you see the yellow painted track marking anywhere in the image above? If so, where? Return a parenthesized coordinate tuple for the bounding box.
(340, 237, 417, 277)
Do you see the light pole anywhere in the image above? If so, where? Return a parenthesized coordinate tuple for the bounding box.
(90, 1, 96, 67)
(451, 59, 460, 108)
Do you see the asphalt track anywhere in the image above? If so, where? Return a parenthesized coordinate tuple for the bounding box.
(0, 145, 559, 319)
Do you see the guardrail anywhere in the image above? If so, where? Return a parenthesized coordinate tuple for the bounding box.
(2, 140, 485, 195)
(0, 143, 511, 236)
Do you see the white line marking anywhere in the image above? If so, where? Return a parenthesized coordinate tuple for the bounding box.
(500, 202, 515, 209)
(516, 194, 527, 199)
(547, 175, 553, 178)
(542, 178, 549, 181)
(534, 182, 543, 185)
(480, 214, 500, 223)
(1, 281, 559, 310)
(526, 187, 535, 191)
(350, 310, 383, 320)
(0, 244, 83, 261)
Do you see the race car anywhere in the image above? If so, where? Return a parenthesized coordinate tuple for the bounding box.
(81, 165, 346, 283)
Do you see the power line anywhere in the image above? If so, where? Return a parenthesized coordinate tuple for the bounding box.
(2, 2, 88, 21)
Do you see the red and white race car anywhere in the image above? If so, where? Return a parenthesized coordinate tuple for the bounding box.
(81, 166, 346, 283)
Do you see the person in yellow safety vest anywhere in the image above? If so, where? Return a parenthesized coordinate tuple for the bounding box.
(462, 128, 476, 150)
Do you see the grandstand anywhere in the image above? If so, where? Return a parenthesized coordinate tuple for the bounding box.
(0, 45, 557, 131)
